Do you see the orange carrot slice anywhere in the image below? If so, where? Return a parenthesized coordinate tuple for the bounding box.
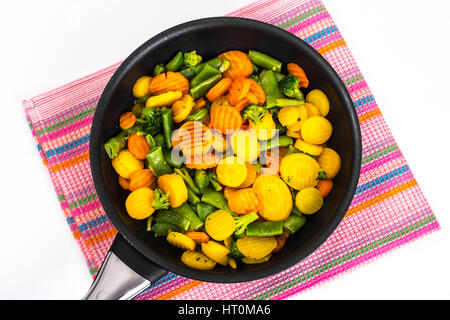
(206, 78, 233, 102)
(210, 104, 243, 134)
(316, 179, 333, 198)
(248, 79, 266, 105)
(186, 232, 210, 244)
(227, 77, 251, 105)
(227, 188, 261, 214)
(218, 51, 253, 80)
(287, 63, 309, 88)
(150, 71, 189, 95)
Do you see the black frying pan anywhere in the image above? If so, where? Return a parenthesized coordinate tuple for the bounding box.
(86, 17, 362, 300)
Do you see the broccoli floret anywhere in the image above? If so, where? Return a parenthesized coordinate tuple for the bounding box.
(152, 188, 170, 210)
(317, 170, 327, 180)
(229, 241, 244, 260)
(184, 50, 203, 68)
(219, 59, 231, 73)
(153, 63, 166, 76)
(234, 212, 259, 238)
(241, 104, 266, 125)
(279, 74, 304, 100)
(140, 107, 163, 136)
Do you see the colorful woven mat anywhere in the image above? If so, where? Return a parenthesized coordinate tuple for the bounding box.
(22, 0, 440, 300)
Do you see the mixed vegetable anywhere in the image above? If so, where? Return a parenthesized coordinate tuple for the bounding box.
(104, 49, 342, 270)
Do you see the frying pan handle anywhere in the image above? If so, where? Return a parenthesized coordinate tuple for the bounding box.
(82, 234, 168, 300)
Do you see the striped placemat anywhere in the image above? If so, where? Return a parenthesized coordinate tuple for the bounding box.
(22, 0, 440, 300)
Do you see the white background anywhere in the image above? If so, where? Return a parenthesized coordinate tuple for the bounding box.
(0, 0, 449, 300)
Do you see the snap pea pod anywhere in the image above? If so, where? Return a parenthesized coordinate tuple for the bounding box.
(194, 170, 210, 194)
(201, 188, 232, 214)
(286, 145, 301, 156)
(166, 51, 184, 72)
(190, 63, 221, 88)
(207, 171, 222, 191)
(190, 74, 222, 100)
(276, 97, 305, 107)
(259, 135, 294, 153)
(161, 108, 174, 148)
(163, 148, 184, 168)
(252, 62, 259, 73)
(248, 50, 282, 73)
(146, 146, 173, 177)
(187, 186, 201, 206)
(150, 222, 181, 237)
(104, 131, 127, 159)
(283, 214, 307, 235)
(274, 72, 286, 82)
(174, 167, 201, 195)
(246, 221, 284, 237)
(180, 67, 196, 80)
(259, 70, 282, 108)
(153, 64, 165, 76)
(185, 107, 209, 122)
(154, 209, 191, 231)
(196, 202, 216, 222)
(170, 203, 203, 231)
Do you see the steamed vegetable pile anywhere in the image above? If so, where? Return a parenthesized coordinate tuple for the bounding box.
(104, 49, 342, 270)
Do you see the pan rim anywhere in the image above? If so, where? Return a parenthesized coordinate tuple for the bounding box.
(90, 16, 362, 283)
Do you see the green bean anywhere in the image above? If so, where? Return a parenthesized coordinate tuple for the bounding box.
(104, 131, 127, 159)
(170, 203, 203, 231)
(161, 108, 174, 148)
(166, 51, 184, 72)
(276, 97, 305, 107)
(194, 170, 210, 193)
(154, 133, 166, 149)
(283, 214, 307, 235)
(259, 135, 294, 153)
(246, 221, 284, 237)
(248, 50, 282, 72)
(154, 209, 191, 231)
(259, 70, 282, 108)
(196, 202, 216, 222)
(185, 107, 209, 122)
(190, 74, 222, 100)
(146, 146, 173, 177)
(201, 188, 232, 214)
(190, 63, 221, 88)
(194, 57, 223, 74)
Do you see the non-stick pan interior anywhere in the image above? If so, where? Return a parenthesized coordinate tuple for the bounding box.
(90, 17, 361, 283)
